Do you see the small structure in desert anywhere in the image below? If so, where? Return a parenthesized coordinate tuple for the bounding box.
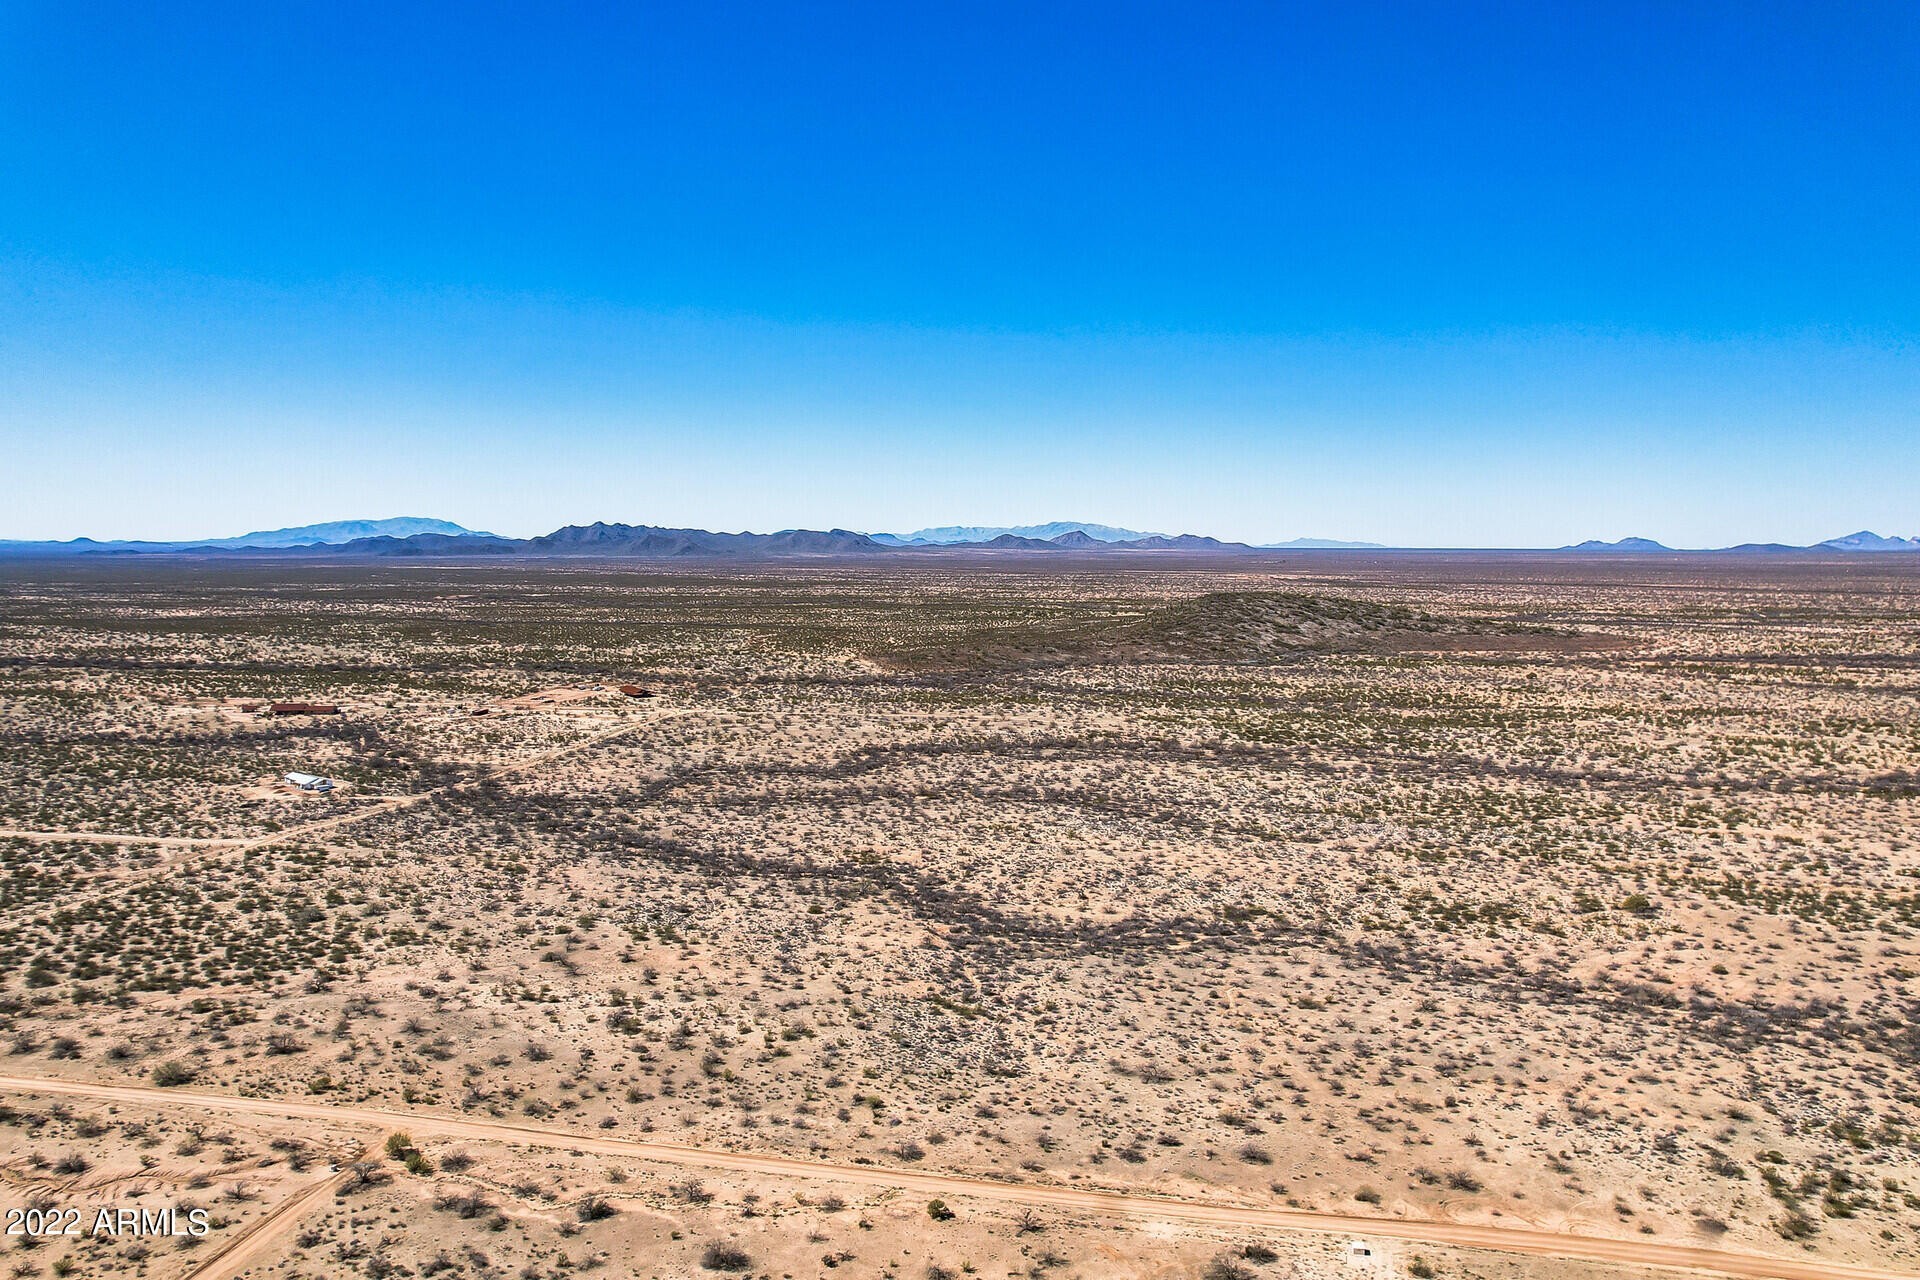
(284, 771, 334, 792)
(618, 684, 652, 698)
(268, 702, 340, 716)
(1342, 1241, 1388, 1275)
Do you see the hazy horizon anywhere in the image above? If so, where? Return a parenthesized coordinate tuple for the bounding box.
(4, 6, 1916, 546)
(5, 508, 1916, 552)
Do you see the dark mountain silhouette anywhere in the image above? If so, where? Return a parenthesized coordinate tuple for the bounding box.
(969, 533, 1065, 550)
(1558, 537, 1672, 552)
(325, 533, 521, 556)
(524, 523, 887, 557)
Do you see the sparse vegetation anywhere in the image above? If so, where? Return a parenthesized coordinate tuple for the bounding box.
(699, 1241, 752, 1271)
(2, 556, 1916, 1277)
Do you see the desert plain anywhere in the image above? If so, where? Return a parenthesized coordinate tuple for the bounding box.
(1, 553, 1917, 1280)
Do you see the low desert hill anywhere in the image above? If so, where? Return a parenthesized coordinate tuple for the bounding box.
(876, 589, 1557, 671)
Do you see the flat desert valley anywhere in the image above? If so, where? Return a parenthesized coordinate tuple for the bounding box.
(2, 554, 1917, 1280)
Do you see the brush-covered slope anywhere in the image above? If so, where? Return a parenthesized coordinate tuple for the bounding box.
(876, 590, 1549, 671)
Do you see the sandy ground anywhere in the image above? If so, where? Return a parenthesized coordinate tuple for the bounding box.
(1, 1075, 1908, 1280)
(3, 555, 1918, 1279)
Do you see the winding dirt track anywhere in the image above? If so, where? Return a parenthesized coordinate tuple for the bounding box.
(1, 1074, 1907, 1280)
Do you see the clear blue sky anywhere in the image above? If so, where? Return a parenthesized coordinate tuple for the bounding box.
(2, 2, 1915, 546)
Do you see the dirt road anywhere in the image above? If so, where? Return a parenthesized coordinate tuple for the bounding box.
(0, 829, 244, 847)
(0, 1073, 1905, 1280)
(183, 1155, 361, 1280)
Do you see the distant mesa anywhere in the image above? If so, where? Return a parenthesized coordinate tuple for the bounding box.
(1257, 537, 1387, 549)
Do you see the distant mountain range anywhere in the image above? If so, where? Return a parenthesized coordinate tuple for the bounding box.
(207, 517, 495, 547)
(1559, 531, 1920, 554)
(879, 522, 1162, 545)
(356, 523, 1264, 557)
(1258, 536, 1388, 549)
(1812, 530, 1920, 552)
(1557, 537, 1676, 552)
(3, 519, 1916, 559)
(0, 517, 494, 554)
(877, 523, 1384, 549)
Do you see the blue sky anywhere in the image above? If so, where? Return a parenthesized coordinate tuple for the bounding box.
(2, 2, 1916, 545)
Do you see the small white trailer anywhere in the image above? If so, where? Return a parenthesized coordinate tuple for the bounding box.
(284, 771, 334, 792)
